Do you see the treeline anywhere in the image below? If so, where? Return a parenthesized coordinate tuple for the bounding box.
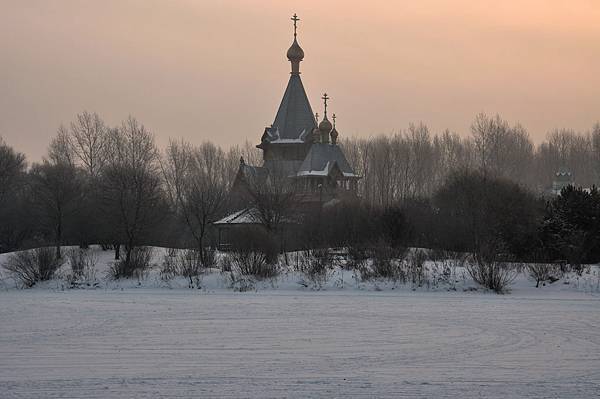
(0, 112, 259, 276)
(310, 173, 600, 266)
(342, 114, 600, 205)
(1, 111, 599, 271)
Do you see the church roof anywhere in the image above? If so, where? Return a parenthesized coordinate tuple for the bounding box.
(213, 208, 261, 225)
(296, 143, 359, 178)
(238, 164, 269, 186)
(266, 74, 316, 142)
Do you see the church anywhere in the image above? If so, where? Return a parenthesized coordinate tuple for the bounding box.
(215, 14, 359, 246)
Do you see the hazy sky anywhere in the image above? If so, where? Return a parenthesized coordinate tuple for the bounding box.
(1, 0, 599, 161)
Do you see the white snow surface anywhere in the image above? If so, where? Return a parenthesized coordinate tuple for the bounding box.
(1, 247, 599, 398)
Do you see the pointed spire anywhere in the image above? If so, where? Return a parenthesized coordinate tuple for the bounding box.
(287, 13, 304, 74)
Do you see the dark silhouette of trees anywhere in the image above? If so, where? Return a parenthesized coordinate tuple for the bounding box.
(29, 160, 82, 259)
(162, 140, 229, 259)
(541, 185, 600, 266)
(99, 117, 166, 274)
(433, 170, 543, 260)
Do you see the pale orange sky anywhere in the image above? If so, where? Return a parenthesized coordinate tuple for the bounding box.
(1, 0, 599, 161)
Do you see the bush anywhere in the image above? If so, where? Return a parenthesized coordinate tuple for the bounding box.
(2, 247, 63, 287)
(368, 241, 406, 281)
(227, 228, 279, 279)
(296, 249, 333, 289)
(370, 242, 400, 280)
(428, 250, 468, 290)
(230, 249, 278, 279)
(110, 246, 153, 279)
(527, 263, 561, 287)
(466, 255, 518, 293)
(161, 248, 212, 288)
(66, 248, 98, 286)
(406, 249, 427, 287)
(346, 244, 369, 271)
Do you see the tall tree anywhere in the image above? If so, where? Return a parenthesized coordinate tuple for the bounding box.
(100, 117, 165, 271)
(29, 159, 81, 259)
(163, 140, 228, 258)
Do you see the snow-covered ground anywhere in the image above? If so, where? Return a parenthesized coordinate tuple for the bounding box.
(1, 247, 599, 397)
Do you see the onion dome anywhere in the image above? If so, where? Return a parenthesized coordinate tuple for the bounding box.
(312, 126, 321, 143)
(319, 116, 332, 134)
(287, 14, 304, 74)
(287, 38, 304, 63)
(330, 113, 339, 144)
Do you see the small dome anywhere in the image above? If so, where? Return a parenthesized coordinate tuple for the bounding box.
(287, 38, 304, 62)
(319, 117, 332, 134)
(330, 127, 339, 144)
(311, 126, 321, 143)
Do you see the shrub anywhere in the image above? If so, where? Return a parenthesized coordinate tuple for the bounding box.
(527, 263, 561, 287)
(296, 249, 333, 289)
(230, 249, 278, 279)
(2, 247, 63, 287)
(406, 249, 427, 287)
(175, 249, 204, 288)
(369, 241, 406, 281)
(346, 243, 369, 272)
(201, 247, 217, 269)
(228, 228, 279, 279)
(160, 250, 179, 281)
(428, 250, 468, 290)
(466, 255, 518, 293)
(110, 246, 153, 279)
(66, 248, 98, 286)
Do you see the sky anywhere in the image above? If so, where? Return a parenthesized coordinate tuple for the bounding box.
(1, 0, 599, 161)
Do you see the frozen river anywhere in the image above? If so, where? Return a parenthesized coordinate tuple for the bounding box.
(1, 289, 599, 398)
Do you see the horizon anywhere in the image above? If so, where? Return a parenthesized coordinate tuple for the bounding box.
(2, 0, 599, 161)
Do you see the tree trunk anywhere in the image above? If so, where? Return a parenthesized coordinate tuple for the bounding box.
(56, 221, 62, 259)
(114, 243, 120, 260)
(125, 245, 132, 268)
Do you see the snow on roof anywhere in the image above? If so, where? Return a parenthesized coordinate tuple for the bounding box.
(295, 143, 359, 178)
(213, 208, 261, 225)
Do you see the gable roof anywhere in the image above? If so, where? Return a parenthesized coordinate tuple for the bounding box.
(266, 74, 316, 142)
(214, 208, 261, 225)
(296, 143, 359, 178)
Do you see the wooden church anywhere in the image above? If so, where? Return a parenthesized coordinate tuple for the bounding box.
(215, 14, 359, 247)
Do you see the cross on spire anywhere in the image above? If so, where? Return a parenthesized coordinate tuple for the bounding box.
(291, 13, 300, 37)
(322, 93, 330, 117)
(332, 113, 336, 127)
(315, 112, 319, 122)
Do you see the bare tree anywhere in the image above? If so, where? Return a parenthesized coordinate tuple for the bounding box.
(0, 138, 29, 252)
(29, 159, 81, 259)
(69, 111, 109, 179)
(162, 140, 228, 259)
(100, 117, 165, 272)
(47, 126, 75, 168)
(245, 169, 297, 234)
(0, 137, 26, 203)
(592, 123, 600, 182)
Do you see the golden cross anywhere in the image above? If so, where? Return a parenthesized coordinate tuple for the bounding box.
(291, 13, 300, 37)
(322, 93, 330, 116)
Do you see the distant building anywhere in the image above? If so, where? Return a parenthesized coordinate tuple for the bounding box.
(215, 14, 360, 248)
(551, 167, 574, 196)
